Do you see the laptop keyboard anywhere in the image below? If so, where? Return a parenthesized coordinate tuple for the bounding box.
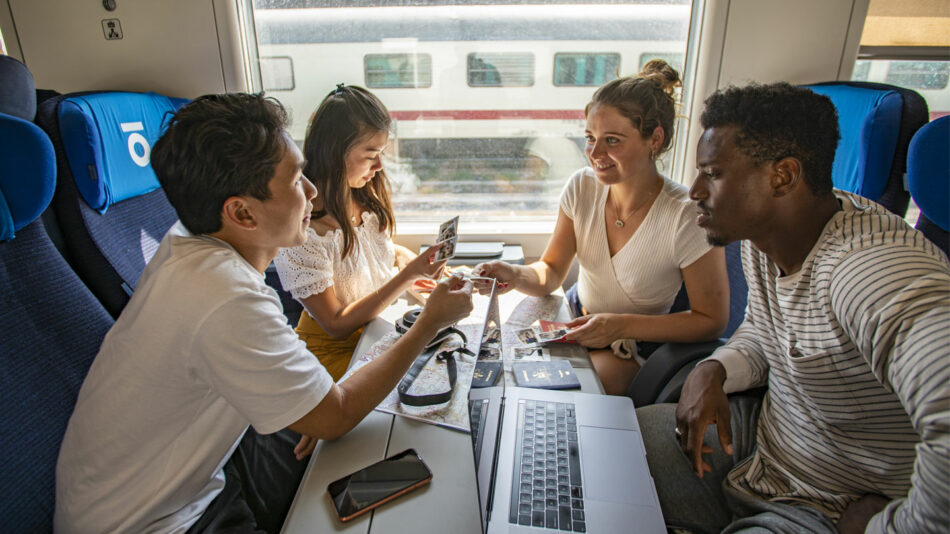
(509, 399, 586, 532)
(469, 399, 488, 469)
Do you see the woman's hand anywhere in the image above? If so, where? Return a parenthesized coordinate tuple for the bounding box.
(401, 243, 448, 281)
(563, 313, 626, 348)
(472, 260, 514, 294)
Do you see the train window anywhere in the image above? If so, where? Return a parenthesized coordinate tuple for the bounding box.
(553, 53, 620, 87)
(260, 56, 295, 91)
(365, 54, 433, 89)
(885, 61, 949, 90)
(467, 53, 535, 87)
(249, 1, 694, 228)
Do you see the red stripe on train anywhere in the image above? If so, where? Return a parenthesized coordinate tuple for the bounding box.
(389, 110, 586, 120)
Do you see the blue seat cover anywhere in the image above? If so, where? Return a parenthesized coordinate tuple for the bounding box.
(908, 116, 950, 231)
(807, 84, 902, 202)
(0, 113, 56, 241)
(57, 92, 186, 213)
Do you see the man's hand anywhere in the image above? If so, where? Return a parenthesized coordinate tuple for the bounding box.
(294, 433, 317, 461)
(675, 360, 733, 477)
(416, 273, 474, 333)
(563, 313, 625, 348)
(837, 494, 889, 534)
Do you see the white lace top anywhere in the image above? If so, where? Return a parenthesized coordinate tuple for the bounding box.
(274, 212, 397, 306)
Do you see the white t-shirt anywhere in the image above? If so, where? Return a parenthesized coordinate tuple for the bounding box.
(274, 211, 396, 305)
(560, 167, 711, 316)
(55, 222, 333, 534)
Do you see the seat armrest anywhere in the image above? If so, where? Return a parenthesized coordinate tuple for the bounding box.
(626, 339, 724, 407)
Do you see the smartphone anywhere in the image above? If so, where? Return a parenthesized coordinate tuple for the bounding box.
(327, 448, 433, 522)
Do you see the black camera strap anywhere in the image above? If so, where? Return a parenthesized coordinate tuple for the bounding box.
(397, 347, 460, 406)
(395, 309, 473, 406)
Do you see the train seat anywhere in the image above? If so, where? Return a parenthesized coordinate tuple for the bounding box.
(35, 91, 187, 317)
(627, 240, 747, 407)
(805, 81, 929, 217)
(0, 55, 37, 121)
(0, 111, 114, 531)
(907, 116, 950, 257)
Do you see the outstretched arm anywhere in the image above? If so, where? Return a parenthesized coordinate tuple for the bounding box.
(289, 275, 474, 441)
(474, 208, 577, 297)
(300, 243, 446, 339)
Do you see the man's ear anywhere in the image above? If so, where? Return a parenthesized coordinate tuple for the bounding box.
(771, 157, 804, 197)
(220, 196, 258, 231)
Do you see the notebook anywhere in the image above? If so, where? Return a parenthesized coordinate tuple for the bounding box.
(467, 288, 666, 533)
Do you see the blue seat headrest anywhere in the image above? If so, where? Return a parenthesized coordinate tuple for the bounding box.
(907, 116, 950, 231)
(0, 113, 56, 241)
(0, 55, 37, 122)
(806, 84, 902, 202)
(57, 92, 188, 214)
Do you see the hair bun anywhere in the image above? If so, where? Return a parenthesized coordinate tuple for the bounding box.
(638, 59, 681, 96)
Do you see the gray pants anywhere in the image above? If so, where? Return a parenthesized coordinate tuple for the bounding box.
(637, 396, 837, 533)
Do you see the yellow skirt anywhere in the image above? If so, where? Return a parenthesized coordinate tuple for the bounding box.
(295, 310, 364, 381)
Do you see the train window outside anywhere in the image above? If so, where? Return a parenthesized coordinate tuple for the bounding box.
(365, 54, 433, 89)
(260, 56, 295, 91)
(553, 53, 620, 87)
(467, 53, 535, 87)
(250, 1, 693, 226)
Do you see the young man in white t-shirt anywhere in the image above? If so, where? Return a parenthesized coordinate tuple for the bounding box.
(54, 93, 473, 534)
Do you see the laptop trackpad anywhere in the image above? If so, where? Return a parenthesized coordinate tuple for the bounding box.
(580, 426, 654, 505)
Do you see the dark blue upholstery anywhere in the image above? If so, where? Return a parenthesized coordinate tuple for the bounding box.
(0, 56, 37, 121)
(36, 93, 183, 317)
(907, 116, 950, 256)
(0, 113, 113, 532)
(805, 81, 929, 217)
(0, 115, 56, 241)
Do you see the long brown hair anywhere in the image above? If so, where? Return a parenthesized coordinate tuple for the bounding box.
(303, 84, 395, 259)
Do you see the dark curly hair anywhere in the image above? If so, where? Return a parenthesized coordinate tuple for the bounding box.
(700, 83, 840, 195)
(585, 59, 681, 155)
(151, 93, 290, 235)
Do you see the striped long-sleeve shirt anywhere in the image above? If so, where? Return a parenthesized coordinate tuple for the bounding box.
(708, 190, 949, 533)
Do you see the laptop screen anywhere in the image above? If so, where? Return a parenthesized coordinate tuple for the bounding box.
(467, 281, 504, 534)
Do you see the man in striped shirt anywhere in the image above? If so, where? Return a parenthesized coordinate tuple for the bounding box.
(638, 82, 948, 533)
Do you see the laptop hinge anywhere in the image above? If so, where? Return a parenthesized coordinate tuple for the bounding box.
(485, 396, 506, 521)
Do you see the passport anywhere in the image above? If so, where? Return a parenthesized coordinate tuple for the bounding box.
(471, 361, 502, 388)
(512, 360, 580, 390)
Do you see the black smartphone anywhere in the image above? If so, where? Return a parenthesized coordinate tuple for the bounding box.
(327, 448, 433, 522)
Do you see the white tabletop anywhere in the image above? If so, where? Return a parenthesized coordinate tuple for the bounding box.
(281, 291, 602, 534)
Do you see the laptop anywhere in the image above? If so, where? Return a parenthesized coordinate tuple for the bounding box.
(467, 287, 665, 533)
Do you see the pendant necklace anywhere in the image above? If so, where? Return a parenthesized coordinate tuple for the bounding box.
(609, 187, 656, 228)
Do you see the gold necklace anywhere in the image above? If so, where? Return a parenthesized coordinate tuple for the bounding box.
(608, 187, 656, 228)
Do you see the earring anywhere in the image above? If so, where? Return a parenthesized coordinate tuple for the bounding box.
(650, 149, 657, 162)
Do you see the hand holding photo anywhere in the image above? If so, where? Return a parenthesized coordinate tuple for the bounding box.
(537, 320, 577, 344)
